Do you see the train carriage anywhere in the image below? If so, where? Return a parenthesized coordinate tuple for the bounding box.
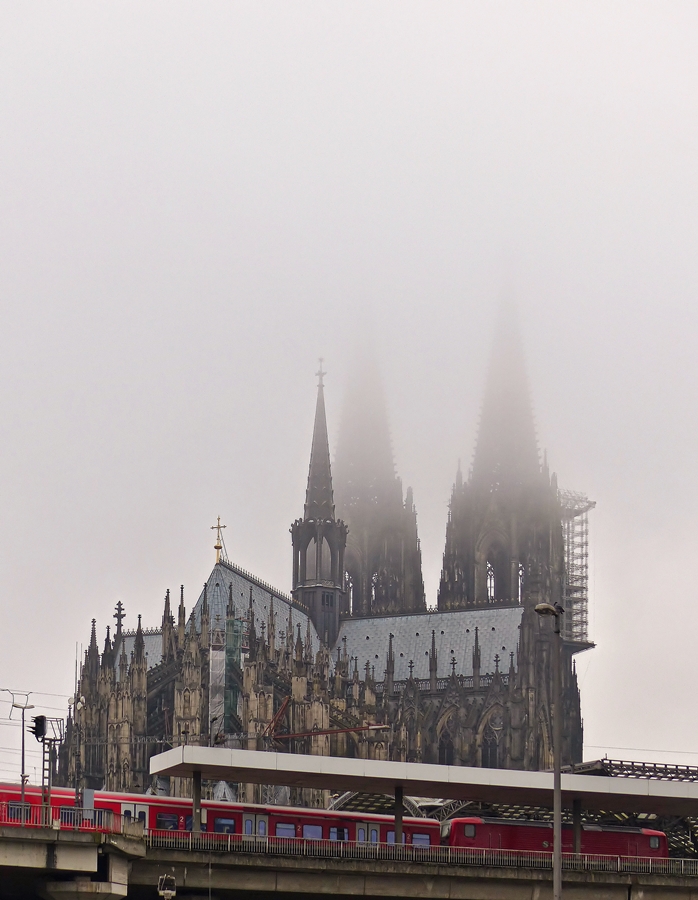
(442, 816, 668, 857)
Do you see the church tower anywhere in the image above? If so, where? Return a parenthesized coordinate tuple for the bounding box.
(291, 364, 347, 646)
(439, 303, 565, 612)
(333, 358, 425, 617)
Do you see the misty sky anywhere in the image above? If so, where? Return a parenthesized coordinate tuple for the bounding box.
(1, 3, 698, 782)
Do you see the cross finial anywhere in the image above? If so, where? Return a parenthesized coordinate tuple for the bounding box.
(494, 653, 500, 673)
(451, 655, 457, 675)
(113, 601, 126, 633)
(316, 358, 326, 387)
(408, 659, 415, 678)
(211, 516, 227, 564)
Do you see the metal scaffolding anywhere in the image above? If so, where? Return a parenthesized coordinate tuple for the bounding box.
(558, 490, 595, 644)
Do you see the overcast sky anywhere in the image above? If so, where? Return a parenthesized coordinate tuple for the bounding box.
(1, 2, 698, 782)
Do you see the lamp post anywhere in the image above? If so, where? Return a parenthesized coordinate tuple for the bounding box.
(2, 690, 35, 822)
(534, 602, 564, 900)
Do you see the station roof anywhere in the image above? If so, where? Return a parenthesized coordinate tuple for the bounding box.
(150, 748, 698, 818)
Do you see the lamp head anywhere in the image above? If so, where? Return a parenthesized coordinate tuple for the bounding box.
(534, 602, 558, 617)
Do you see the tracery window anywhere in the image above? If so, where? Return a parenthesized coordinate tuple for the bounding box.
(482, 725, 499, 768)
(439, 731, 454, 766)
(486, 561, 495, 601)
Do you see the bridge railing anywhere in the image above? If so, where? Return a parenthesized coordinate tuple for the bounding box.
(0, 802, 143, 837)
(146, 831, 698, 876)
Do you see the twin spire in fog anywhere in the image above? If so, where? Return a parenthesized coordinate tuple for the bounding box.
(299, 302, 539, 622)
(471, 301, 539, 488)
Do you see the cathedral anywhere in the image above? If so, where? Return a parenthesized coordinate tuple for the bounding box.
(59, 309, 594, 801)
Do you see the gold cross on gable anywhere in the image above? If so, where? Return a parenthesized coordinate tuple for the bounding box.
(211, 516, 227, 564)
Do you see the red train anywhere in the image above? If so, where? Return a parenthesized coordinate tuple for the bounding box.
(0, 783, 669, 858)
(442, 817, 668, 857)
(0, 783, 437, 845)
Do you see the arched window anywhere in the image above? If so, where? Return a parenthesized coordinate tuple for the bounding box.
(439, 731, 454, 766)
(486, 562, 495, 601)
(482, 725, 499, 768)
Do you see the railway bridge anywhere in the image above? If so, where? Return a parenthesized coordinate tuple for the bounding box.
(2, 749, 698, 899)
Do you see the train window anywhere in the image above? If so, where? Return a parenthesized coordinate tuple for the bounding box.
(138, 811, 146, 824)
(649, 836, 660, 850)
(387, 832, 406, 844)
(258, 820, 267, 836)
(330, 827, 347, 841)
(123, 810, 132, 822)
(214, 817, 237, 834)
(185, 816, 193, 831)
(245, 819, 254, 835)
(412, 834, 431, 847)
(357, 827, 366, 842)
(276, 823, 295, 838)
(303, 824, 323, 840)
(370, 828, 378, 843)
(156, 813, 179, 831)
(464, 824, 476, 838)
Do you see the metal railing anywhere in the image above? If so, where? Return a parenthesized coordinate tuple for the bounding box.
(145, 832, 698, 876)
(0, 802, 143, 837)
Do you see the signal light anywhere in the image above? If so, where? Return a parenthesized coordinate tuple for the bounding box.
(29, 715, 46, 741)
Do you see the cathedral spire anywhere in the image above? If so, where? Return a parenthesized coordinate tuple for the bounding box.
(333, 355, 425, 616)
(304, 360, 335, 520)
(291, 364, 347, 646)
(471, 300, 539, 488)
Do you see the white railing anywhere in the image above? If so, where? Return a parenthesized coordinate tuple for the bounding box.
(0, 802, 143, 837)
(145, 832, 698, 876)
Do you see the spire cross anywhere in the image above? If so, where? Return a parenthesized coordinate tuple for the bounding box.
(451, 655, 457, 675)
(316, 358, 326, 387)
(408, 659, 415, 678)
(211, 517, 227, 564)
(113, 601, 126, 633)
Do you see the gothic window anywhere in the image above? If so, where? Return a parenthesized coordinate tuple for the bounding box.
(438, 730, 454, 766)
(482, 725, 499, 768)
(486, 562, 495, 601)
(518, 563, 525, 602)
(345, 574, 354, 613)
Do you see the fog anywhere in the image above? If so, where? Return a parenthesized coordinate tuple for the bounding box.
(1, 2, 697, 781)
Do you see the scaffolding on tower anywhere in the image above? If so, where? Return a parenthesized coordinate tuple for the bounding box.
(558, 489, 595, 644)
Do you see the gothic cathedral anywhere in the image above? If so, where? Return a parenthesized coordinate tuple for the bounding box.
(60, 309, 592, 798)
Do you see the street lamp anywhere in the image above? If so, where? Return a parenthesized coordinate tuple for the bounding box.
(2, 690, 35, 821)
(535, 601, 564, 900)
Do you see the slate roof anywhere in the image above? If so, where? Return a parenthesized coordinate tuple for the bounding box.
(190, 559, 316, 657)
(116, 631, 162, 674)
(333, 606, 524, 681)
(114, 564, 522, 683)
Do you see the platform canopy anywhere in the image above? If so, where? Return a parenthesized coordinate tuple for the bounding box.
(150, 747, 698, 817)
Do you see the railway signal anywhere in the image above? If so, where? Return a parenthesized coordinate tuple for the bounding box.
(30, 715, 47, 741)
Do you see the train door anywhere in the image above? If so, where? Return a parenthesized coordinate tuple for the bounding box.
(356, 823, 379, 844)
(242, 812, 269, 838)
(120, 803, 148, 828)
